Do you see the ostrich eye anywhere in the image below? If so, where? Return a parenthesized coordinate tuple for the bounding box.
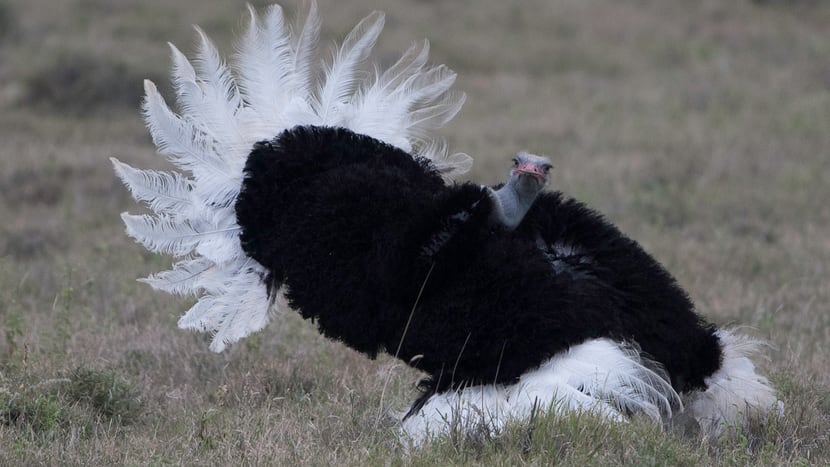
(543, 164, 552, 174)
(512, 158, 519, 167)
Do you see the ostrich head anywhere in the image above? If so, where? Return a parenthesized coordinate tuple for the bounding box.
(508, 151, 553, 193)
(489, 151, 553, 229)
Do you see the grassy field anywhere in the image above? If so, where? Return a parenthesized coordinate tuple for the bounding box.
(1, 0, 829, 464)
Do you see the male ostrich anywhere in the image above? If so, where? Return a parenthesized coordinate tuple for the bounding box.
(113, 2, 778, 444)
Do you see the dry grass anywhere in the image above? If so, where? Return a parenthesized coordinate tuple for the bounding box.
(1, 0, 829, 464)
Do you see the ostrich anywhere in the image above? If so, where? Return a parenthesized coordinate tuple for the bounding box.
(112, 1, 779, 445)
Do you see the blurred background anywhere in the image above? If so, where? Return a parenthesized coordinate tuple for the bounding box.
(0, 0, 828, 464)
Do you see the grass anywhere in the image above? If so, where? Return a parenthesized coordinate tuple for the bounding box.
(1, 0, 829, 464)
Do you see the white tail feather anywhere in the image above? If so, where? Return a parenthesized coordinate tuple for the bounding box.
(117, 1, 469, 352)
(401, 338, 681, 446)
(687, 329, 780, 437)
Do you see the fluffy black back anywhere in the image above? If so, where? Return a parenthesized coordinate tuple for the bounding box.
(236, 126, 722, 397)
(520, 194, 722, 391)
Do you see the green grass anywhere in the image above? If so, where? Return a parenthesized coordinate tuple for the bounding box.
(1, 0, 829, 464)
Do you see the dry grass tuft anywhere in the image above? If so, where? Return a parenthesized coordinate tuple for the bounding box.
(65, 367, 144, 424)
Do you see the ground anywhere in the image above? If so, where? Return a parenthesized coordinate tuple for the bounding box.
(0, 0, 828, 464)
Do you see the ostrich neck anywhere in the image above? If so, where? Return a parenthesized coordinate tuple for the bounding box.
(489, 177, 541, 229)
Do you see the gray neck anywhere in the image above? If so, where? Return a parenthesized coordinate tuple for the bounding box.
(488, 176, 542, 229)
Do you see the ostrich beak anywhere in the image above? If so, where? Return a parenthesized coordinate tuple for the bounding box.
(515, 162, 548, 182)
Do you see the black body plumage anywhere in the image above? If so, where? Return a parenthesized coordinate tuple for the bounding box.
(236, 125, 722, 400)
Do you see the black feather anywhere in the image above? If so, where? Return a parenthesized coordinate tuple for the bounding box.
(236, 125, 722, 399)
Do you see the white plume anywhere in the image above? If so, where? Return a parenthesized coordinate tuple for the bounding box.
(115, 1, 469, 352)
(401, 338, 681, 446)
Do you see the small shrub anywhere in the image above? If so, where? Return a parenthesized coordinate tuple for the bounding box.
(2, 307, 24, 358)
(262, 366, 317, 401)
(0, 3, 14, 43)
(1, 392, 64, 433)
(66, 367, 143, 424)
(22, 52, 150, 115)
(197, 410, 220, 450)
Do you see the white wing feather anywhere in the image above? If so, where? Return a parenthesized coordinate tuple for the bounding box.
(117, 1, 469, 352)
(176, 260, 271, 353)
(120, 213, 233, 258)
(235, 5, 294, 131)
(315, 11, 385, 124)
(291, 0, 321, 99)
(139, 257, 217, 296)
(688, 329, 780, 437)
(402, 339, 681, 446)
(142, 80, 241, 210)
(111, 158, 195, 219)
